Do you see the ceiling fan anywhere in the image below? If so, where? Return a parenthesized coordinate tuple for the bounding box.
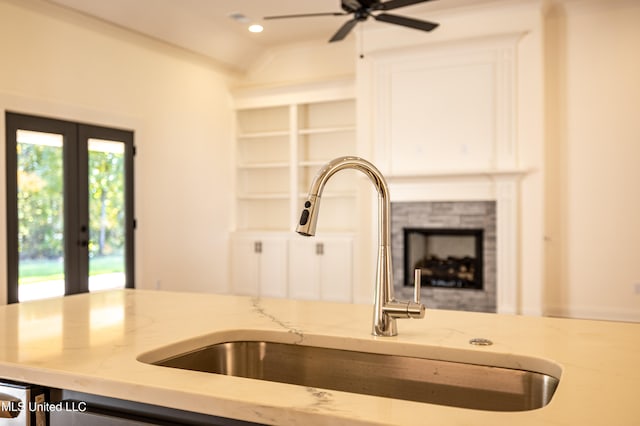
(264, 0, 439, 43)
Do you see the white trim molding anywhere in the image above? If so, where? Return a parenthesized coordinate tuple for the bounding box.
(372, 34, 524, 175)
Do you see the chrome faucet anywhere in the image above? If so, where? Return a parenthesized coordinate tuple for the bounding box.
(296, 156, 425, 336)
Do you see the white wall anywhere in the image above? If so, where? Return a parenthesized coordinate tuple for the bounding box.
(237, 39, 356, 89)
(544, 0, 640, 321)
(0, 0, 236, 303)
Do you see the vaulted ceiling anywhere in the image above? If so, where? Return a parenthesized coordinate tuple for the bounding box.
(46, 0, 469, 72)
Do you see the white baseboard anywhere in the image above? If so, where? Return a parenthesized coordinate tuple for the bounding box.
(544, 305, 640, 323)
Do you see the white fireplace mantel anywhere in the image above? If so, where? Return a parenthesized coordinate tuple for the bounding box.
(356, 0, 546, 315)
(366, 34, 527, 310)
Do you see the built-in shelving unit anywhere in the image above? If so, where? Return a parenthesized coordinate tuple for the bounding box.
(230, 80, 358, 301)
(234, 83, 357, 233)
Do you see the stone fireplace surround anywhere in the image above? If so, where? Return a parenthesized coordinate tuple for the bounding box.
(392, 201, 496, 313)
(386, 172, 523, 314)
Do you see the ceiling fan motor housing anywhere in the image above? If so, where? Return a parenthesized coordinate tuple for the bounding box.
(266, 0, 439, 43)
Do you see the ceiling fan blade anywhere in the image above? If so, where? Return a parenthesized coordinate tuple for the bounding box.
(377, 0, 437, 11)
(329, 18, 359, 42)
(373, 13, 439, 32)
(264, 12, 347, 20)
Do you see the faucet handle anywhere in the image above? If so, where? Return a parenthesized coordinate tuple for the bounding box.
(414, 268, 421, 304)
(407, 268, 425, 319)
(381, 269, 426, 321)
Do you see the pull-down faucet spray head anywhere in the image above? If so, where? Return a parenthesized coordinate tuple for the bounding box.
(296, 195, 320, 237)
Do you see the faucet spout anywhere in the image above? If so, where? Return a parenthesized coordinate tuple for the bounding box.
(296, 156, 425, 336)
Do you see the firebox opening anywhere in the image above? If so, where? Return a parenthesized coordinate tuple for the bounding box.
(403, 228, 484, 290)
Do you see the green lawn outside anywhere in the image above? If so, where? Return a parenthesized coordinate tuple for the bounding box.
(19, 255, 124, 285)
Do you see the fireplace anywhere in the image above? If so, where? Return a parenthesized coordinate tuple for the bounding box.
(391, 201, 496, 313)
(404, 228, 484, 290)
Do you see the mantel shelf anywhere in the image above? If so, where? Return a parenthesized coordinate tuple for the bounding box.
(386, 168, 533, 182)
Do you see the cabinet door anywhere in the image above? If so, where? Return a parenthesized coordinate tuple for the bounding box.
(319, 238, 353, 303)
(259, 238, 288, 298)
(231, 234, 289, 298)
(288, 236, 353, 302)
(231, 237, 260, 296)
(288, 238, 320, 300)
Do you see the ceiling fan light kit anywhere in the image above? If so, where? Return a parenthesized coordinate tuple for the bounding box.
(265, 0, 439, 43)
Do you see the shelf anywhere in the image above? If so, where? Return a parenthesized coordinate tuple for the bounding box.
(298, 126, 356, 135)
(297, 191, 357, 199)
(385, 168, 533, 181)
(238, 193, 290, 200)
(238, 130, 289, 139)
(238, 162, 289, 169)
(299, 160, 328, 167)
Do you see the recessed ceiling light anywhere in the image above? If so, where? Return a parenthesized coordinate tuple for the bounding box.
(248, 24, 264, 33)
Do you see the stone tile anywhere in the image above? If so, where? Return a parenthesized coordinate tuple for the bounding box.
(391, 201, 497, 313)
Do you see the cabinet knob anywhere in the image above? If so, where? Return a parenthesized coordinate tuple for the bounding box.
(316, 242, 324, 255)
(254, 241, 262, 253)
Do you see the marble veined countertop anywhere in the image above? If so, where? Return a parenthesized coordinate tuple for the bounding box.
(0, 289, 638, 425)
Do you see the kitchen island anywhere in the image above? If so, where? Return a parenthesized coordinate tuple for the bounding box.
(0, 289, 638, 425)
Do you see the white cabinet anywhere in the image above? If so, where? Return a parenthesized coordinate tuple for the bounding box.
(231, 232, 353, 302)
(230, 233, 288, 298)
(289, 235, 353, 302)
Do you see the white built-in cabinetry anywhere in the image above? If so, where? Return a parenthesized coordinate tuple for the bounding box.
(230, 81, 357, 302)
(288, 236, 352, 302)
(230, 233, 288, 298)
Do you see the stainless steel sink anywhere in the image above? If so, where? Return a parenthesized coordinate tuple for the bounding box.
(151, 341, 559, 412)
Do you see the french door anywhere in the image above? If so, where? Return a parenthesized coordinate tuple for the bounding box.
(5, 112, 134, 303)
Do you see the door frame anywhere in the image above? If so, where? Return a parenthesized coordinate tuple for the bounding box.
(5, 112, 135, 303)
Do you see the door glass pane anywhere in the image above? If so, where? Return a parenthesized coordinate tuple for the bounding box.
(16, 130, 65, 302)
(88, 138, 126, 292)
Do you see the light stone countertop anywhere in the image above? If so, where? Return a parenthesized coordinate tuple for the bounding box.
(0, 289, 639, 425)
